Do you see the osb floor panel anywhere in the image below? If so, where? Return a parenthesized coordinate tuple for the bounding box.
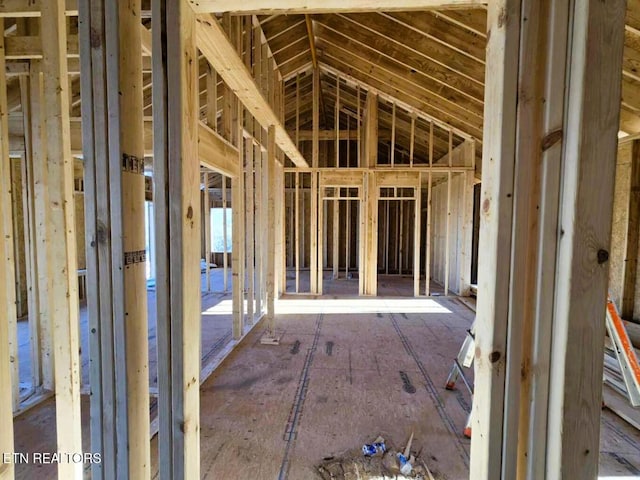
(11, 295, 640, 479)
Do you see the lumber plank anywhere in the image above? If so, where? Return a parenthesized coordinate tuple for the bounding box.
(0, 0, 78, 16)
(187, 0, 484, 14)
(546, 2, 626, 478)
(245, 142, 255, 320)
(40, 1, 83, 477)
(231, 101, 245, 339)
(468, 0, 519, 476)
(198, 121, 240, 177)
(152, 0, 201, 477)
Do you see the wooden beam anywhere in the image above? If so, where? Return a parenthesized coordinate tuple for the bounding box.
(187, 0, 485, 14)
(152, 1, 201, 477)
(0, 0, 78, 16)
(4, 26, 153, 59)
(40, 1, 83, 477)
(287, 129, 364, 141)
(198, 121, 240, 177)
(305, 14, 318, 69)
(195, 14, 308, 167)
(0, 17, 16, 478)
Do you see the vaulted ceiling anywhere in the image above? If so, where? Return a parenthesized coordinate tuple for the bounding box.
(3, 3, 640, 168)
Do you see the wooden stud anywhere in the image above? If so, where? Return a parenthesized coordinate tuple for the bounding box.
(232, 105, 245, 339)
(295, 171, 300, 293)
(79, 1, 153, 475)
(245, 142, 255, 323)
(357, 85, 361, 168)
(310, 68, 319, 293)
(255, 143, 264, 311)
(266, 125, 277, 324)
(359, 177, 366, 295)
(444, 130, 452, 296)
(40, 1, 83, 477)
(335, 74, 340, 167)
(391, 102, 396, 166)
(318, 175, 325, 294)
(545, 3, 625, 478)
(0, 20, 19, 413)
(346, 195, 351, 278)
(469, 1, 626, 478)
(333, 195, 339, 279)
(384, 200, 390, 274)
(414, 173, 421, 297)
(206, 64, 217, 132)
(409, 114, 415, 167)
(425, 121, 433, 296)
(459, 170, 475, 296)
(365, 171, 378, 295)
(278, 160, 287, 296)
(365, 92, 378, 168)
(222, 175, 229, 291)
(204, 173, 211, 292)
(295, 72, 300, 148)
(622, 139, 640, 318)
(116, 1, 151, 476)
(19, 73, 43, 391)
(0, 17, 16, 477)
(151, 1, 201, 477)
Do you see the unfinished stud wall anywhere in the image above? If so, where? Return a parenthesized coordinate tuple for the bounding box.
(431, 173, 467, 295)
(10, 157, 27, 317)
(610, 138, 640, 322)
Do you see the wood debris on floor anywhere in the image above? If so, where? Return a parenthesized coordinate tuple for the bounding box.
(317, 433, 439, 479)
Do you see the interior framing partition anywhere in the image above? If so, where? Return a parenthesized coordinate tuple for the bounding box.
(469, 0, 627, 479)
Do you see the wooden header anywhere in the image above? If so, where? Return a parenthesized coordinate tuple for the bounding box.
(187, 0, 485, 14)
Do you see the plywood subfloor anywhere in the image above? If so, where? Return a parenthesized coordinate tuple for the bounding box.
(11, 292, 640, 479)
(152, 295, 639, 479)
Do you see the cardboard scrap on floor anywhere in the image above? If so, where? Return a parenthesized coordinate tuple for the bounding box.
(317, 433, 438, 480)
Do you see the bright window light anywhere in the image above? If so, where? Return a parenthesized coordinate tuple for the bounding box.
(210, 208, 232, 253)
(274, 297, 452, 315)
(202, 298, 452, 316)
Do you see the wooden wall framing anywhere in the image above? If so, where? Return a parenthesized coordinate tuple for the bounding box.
(469, 0, 627, 478)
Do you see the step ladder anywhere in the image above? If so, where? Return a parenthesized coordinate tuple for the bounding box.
(444, 320, 475, 438)
(603, 298, 640, 407)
